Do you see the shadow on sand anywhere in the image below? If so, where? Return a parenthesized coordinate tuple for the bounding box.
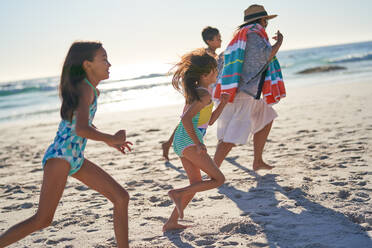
(216, 156, 372, 248)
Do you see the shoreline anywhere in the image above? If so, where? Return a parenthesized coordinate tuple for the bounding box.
(1, 76, 371, 129)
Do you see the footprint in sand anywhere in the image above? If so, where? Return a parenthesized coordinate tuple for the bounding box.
(46, 237, 75, 245)
(145, 128, 160, 133)
(126, 180, 144, 187)
(174, 174, 188, 180)
(30, 168, 43, 173)
(62, 219, 79, 227)
(142, 179, 154, 184)
(142, 235, 163, 241)
(219, 241, 239, 246)
(159, 184, 173, 190)
(357, 181, 367, 186)
(127, 133, 140, 138)
(3, 202, 33, 211)
(94, 244, 108, 248)
(136, 166, 148, 171)
(338, 190, 351, 199)
(75, 185, 89, 191)
(33, 238, 47, 244)
(341, 148, 363, 152)
(355, 192, 369, 199)
(191, 197, 203, 202)
(4, 185, 25, 194)
(194, 238, 216, 246)
(158, 199, 173, 207)
(220, 222, 260, 235)
(149, 196, 161, 203)
(144, 216, 168, 223)
(208, 195, 224, 200)
(330, 181, 348, 186)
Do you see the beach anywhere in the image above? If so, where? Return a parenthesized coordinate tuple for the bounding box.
(0, 79, 371, 247)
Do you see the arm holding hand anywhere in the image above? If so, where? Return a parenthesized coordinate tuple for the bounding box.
(209, 93, 230, 125)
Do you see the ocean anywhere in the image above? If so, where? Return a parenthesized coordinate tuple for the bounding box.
(1, 40, 372, 125)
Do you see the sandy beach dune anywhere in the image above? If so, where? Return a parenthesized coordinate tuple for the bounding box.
(0, 80, 371, 247)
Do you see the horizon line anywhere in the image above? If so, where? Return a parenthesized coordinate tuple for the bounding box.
(1, 39, 371, 84)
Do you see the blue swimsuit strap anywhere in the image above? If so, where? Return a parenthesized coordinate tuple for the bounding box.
(84, 78, 98, 99)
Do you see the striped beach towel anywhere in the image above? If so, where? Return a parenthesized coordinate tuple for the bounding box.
(261, 56, 286, 105)
(214, 24, 285, 105)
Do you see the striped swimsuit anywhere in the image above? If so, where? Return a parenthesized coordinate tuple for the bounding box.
(42, 79, 98, 175)
(173, 87, 214, 157)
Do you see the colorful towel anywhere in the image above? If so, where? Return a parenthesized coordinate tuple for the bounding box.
(214, 24, 285, 105)
(261, 57, 286, 104)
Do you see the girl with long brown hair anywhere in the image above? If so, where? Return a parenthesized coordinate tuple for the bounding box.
(0, 42, 132, 248)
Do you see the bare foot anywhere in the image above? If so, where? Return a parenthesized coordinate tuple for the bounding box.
(162, 221, 189, 232)
(162, 142, 171, 161)
(253, 160, 274, 171)
(168, 190, 184, 219)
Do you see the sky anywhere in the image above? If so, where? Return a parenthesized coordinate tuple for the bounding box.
(1, 0, 372, 82)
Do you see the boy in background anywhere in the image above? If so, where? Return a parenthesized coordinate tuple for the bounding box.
(162, 26, 223, 161)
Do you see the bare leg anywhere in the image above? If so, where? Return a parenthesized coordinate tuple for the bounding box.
(168, 146, 225, 219)
(253, 121, 274, 171)
(213, 141, 235, 168)
(163, 157, 201, 232)
(72, 159, 129, 248)
(162, 127, 176, 161)
(0, 159, 70, 247)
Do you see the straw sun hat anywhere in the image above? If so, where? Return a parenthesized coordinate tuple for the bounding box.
(243, 4, 277, 23)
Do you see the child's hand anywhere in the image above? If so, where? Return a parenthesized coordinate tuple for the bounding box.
(220, 93, 230, 105)
(111, 130, 126, 144)
(196, 142, 207, 154)
(106, 130, 126, 146)
(111, 141, 133, 155)
(106, 130, 134, 154)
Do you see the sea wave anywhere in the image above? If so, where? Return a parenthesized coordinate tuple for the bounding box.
(0, 85, 57, 97)
(0, 73, 170, 97)
(101, 73, 168, 84)
(100, 81, 171, 94)
(329, 53, 372, 63)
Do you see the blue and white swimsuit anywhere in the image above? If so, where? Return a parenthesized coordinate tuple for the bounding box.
(42, 79, 98, 175)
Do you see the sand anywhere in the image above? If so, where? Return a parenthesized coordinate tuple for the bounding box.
(0, 80, 371, 248)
